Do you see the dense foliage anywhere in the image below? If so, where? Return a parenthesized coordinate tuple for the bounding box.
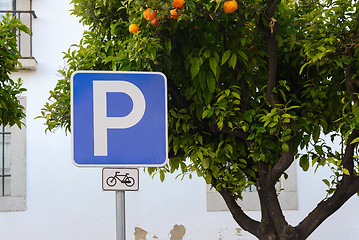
(0, 13, 29, 127)
(40, 0, 359, 239)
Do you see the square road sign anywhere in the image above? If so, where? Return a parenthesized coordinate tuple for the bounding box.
(71, 71, 167, 167)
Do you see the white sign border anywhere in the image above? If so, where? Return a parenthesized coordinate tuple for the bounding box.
(71, 70, 168, 168)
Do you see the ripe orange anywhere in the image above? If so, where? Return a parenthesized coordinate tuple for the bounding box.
(143, 8, 156, 21)
(129, 24, 139, 34)
(170, 8, 180, 19)
(151, 18, 160, 27)
(171, 0, 184, 9)
(223, 0, 238, 13)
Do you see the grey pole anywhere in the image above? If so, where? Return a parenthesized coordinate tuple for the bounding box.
(116, 191, 126, 240)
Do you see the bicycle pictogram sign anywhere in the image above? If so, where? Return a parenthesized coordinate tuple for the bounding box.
(106, 172, 135, 187)
(102, 168, 139, 191)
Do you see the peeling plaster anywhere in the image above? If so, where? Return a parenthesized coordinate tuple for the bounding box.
(134, 227, 148, 240)
(170, 224, 186, 240)
(236, 228, 242, 237)
(134, 225, 242, 239)
(217, 227, 244, 239)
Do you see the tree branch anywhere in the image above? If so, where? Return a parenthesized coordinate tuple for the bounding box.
(258, 162, 292, 238)
(345, 48, 359, 102)
(257, 7, 281, 107)
(267, 0, 281, 17)
(265, 23, 280, 107)
(256, 13, 268, 36)
(296, 130, 359, 239)
(296, 177, 359, 239)
(218, 189, 261, 238)
(342, 130, 359, 179)
(240, 74, 250, 113)
(256, 165, 279, 238)
(268, 138, 295, 185)
(257, 190, 279, 239)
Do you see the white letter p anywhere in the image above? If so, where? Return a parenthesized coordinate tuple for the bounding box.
(93, 81, 146, 156)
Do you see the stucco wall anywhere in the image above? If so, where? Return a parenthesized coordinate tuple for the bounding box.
(1, 0, 359, 239)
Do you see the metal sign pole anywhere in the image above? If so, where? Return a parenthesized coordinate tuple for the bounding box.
(116, 191, 126, 240)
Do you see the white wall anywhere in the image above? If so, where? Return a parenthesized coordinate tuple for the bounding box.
(1, 0, 359, 239)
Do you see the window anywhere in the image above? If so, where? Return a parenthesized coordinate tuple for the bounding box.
(0, 0, 13, 11)
(0, 0, 37, 70)
(0, 125, 11, 196)
(0, 97, 26, 212)
(206, 162, 298, 211)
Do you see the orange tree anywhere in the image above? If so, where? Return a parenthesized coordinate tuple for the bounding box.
(39, 0, 359, 239)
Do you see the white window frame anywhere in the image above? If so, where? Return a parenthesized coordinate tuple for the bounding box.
(0, 97, 26, 212)
(206, 162, 298, 211)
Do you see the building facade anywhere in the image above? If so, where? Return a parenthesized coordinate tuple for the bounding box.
(1, 0, 359, 239)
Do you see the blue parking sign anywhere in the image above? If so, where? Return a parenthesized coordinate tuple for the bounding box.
(71, 71, 168, 167)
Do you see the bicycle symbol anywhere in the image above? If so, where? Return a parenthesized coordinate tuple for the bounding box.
(106, 171, 135, 187)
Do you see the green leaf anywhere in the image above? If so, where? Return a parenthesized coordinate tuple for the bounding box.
(191, 57, 200, 79)
(299, 155, 309, 171)
(202, 158, 210, 169)
(237, 50, 248, 62)
(221, 50, 231, 65)
(322, 179, 330, 187)
(313, 126, 320, 142)
(202, 109, 209, 119)
(165, 39, 171, 55)
(314, 145, 323, 155)
(327, 157, 336, 165)
(265, 140, 276, 149)
(276, 35, 283, 47)
(198, 69, 206, 89)
(197, 150, 203, 160)
(243, 114, 252, 123)
(210, 57, 217, 77)
(217, 118, 224, 129)
(282, 143, 289, 152)
(252, 150, 260, 161)
(160, 170, 165, 182)
(351, 137, 359, 144)
(187, 0, 195, 9)
(300, 62, 310, 75)
(317, 46, 326, 52)
(231, 92, 241, 100)
(342, 168, 350, 175)
(353, 103, 359, 123)
(207, 74, 216, 93)
(229, 53, 237, 69)
(204, 50, 211, 58)
(213, 51, 220, 62)
(226, 144, 233, 154)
